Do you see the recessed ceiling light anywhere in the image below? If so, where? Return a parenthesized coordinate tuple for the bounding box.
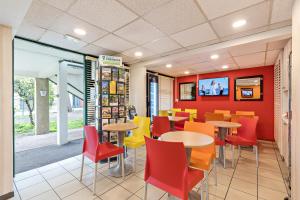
(232, 19, 247, 28)
(73, 28, 86, 36)
(184, 71, 190, 75)
(210, 54, 219, 60)
(64, 34, 79, 43)
(222, 65, 229, 69)
(134, 51, 143, 57)
(166, 64, 172, 68)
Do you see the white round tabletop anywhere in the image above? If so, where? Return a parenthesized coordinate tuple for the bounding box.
(160, 131, 214, 148)
(206, 121, 241, 128)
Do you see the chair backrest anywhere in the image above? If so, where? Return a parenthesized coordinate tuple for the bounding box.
(144, 137, 188, 193)
(231, 114, 254, 122)
(132, 116, 151, 138)
(83, 126, 99, 155)
(184, 121, 215, 153)
(159, 110, 169, 117)
(175, 112, 190, 127)
(184, 109, 197, 121)
(171, 108, 182, 116)
(214, 110, 231, 115)
(237, 117, 258, 141)
(204, 112, 224, 121)
(236, 111, 255, 116)
(152, 116, 171, 137)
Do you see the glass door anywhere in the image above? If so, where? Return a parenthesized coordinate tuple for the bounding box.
(146, 73, 159, 120)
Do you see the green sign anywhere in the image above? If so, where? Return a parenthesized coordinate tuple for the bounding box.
(99, 55, 122, 66)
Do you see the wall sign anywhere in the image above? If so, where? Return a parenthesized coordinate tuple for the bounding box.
(99, 55, 122, 66)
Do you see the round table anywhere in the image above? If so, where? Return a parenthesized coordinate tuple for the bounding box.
(206, 121, 241, 167)
(167, 116, 189, 130)
(103, 122, 138, 177)
(160, 131, 214, 200)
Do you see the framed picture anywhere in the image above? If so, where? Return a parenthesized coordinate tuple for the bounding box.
(109, 81, 116, 94)
(102, 107, 112, 119)
(234, 75, 263, 101)
(112, 67, 118, 81)
(119, 106, 125, 117)
(117, 82, 125, 94)
(102, 81, 109, 94)
(109, 95, 118, 106)
(102, 67, 111, 81)
(112, 107, 118, 118)
(179, 82, 196, 101)
(119, 95, 125, 106)
(102, 94, 109, 106)
(118, 69, 126, 82)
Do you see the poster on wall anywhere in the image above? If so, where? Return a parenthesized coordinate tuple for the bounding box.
(110, 81, 116, 94)
(102, 81, 109, 94)
(234, 75, 263, 101)
(102, 67, 111, 81)
(110, 95, 118, 106)
(119, 69, 126, 82)
(112, 107, 118, 118)
(179, 82, 196, 101)
(102, 94, 109, 106)
(102, 107, 112, 118)
(112, 68, 118, 81)
(119, 95, 125, 106)
(119, 106, 125, 117)
(117, 82, 125, 94)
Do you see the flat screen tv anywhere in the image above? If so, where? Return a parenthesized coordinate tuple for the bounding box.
(199, 77, 229, 96)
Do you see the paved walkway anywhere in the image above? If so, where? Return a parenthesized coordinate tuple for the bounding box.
(15, 128, 83, 152)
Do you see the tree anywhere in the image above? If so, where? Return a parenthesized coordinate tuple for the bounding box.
(14, 78, 35, 126)
(48, 81, 55, 106)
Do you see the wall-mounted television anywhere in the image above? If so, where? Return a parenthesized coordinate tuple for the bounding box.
(198, 77, 229, 96)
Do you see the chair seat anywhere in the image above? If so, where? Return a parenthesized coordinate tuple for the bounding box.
(190, 151, 213, 171)
(124, 136, 145, 148)
(84, 142, 124, 162)
(225, 135, 257, 146)
(174, 126, 184, 131)
(214, 136, 225, 146)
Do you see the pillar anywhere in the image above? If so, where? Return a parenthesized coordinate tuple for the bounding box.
(0, 25, 13, 198)
(34, 78, 49, 135)
(57, 62, 68, 145)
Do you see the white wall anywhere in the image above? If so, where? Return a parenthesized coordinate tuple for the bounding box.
(292, 0, 300, 199)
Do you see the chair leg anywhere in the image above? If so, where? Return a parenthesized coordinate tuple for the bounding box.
(223, 145, 226, 168)
(214, 159, 217, 186)
(254, 145, 259, 167)
(121, 153, 125, 179)
(108, 157, 111, 169)
(144, 183, 148, 200)
(231, 145, 235, 168)
(238, 145, 241, 158)
(204, 171, 209, 200)
(79, 154, 84, 182)
(134, 148, 137, 172)
(93, 162, 98, 195)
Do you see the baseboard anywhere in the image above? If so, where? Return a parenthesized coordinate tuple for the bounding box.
(0, 192, 14, 200)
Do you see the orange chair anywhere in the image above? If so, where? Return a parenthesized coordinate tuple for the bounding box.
(235, 111, 255, 116)
(230, 114, 255, 135)
(184, 121, 217, 199)
(214, 110, 230, 115)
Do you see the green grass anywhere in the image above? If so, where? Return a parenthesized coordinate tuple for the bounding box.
(15, 119, 84, 134)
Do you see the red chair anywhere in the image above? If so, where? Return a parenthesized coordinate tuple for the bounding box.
(225, 117, 259, 167)
(80, 126, 125, 194)
(144, 137, 204, 200)
(174, 112, 190, 131)
(152, 116, 171, 138)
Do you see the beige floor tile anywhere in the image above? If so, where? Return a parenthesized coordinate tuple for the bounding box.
(18, 181, 52, 200)
(70, 165, 94, 177)
(15, 174, 45, 190)
(258, 186, 288, 200)
(230, 178, 257, 196)
(135, 170, 145, 179)
(233, 170, 257, 184)
(128, 195, 142, 200)
(47, 172, 75, 188)
(258, 176, 287, 193)
(208, 183, 228, 199)
(54, 179, 85, 198)
(29, 190, 60, 200)
(226, 188, 257, 200)
(216, 165, 234, 177)
(38, 163, 61, 174)
(208, 173, 231, 186)
(235, 164, 257, 176)
(80, 171, 104, 186)
(87, 177, 117, 195)
(41, 166, 68, 180)
(259, 168, 284, 181)
(14, 169, 39, 182)
(100, 185, 133, 200)
(120, 175, 145, 193)
(63, 188, 97, 200)
(136, 184, 166, 200)
(62, 161, 82, 171)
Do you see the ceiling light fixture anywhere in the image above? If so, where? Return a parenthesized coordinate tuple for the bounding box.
(166, 64, 172, 68)
(232, 19, 247, 28)
(73, 28, 86, 36)
(64, 34, 79, 43)
(184, 71, 190, 75)
(222, 65, 229, 69)
(210, 54, 219, 60)
(134, 51, 143, 57)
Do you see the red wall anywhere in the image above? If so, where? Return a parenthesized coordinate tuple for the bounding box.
(174, 66, 274, 141)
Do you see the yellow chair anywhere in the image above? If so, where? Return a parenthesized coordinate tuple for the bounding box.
(184, 109, 197, 121)
(170, 108, 181, 116)
(124, 116, 150, 171)
(159, 110, 169, 116)
(235, 111, 255, 116)
(184, 121, 217, 199)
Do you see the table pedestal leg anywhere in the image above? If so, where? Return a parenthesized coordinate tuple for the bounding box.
(218, 127, 228, 167)
(170, 121, 175, 130)
(109, 131, 133, 177)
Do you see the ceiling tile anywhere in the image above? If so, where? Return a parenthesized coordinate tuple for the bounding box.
(267, 39, 289, 51)
(220, 26, 269, 42)
(68, 0, 138, 32)
(210, 1, 270, 37)
(144, 0, 206, 34)
(115, 53, 138, 64)
(213, 63, 239, 71)
(143, 37, 182, 54)
(271, 0, 293, 23)
(49, 14, 108, 43)
(24, 0, 64, 29)
(122, 47, 155, 59)
(171, 23, 217, 47)
(16, 22, 46, 40)
(39, 30, 87, 50)
(196, 0, 264, 20)
(234, 52, 266, 68)
(117, 0, 171, 15)
(79, 44, 116, 56)
(114, 19, 164, 45)
(229, 42, 266, 56)
(265, 50, 280, 65)
(40, 0, 76, 11)
(93, 34, 135, 52)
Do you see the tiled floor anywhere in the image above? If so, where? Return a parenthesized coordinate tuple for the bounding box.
(12, 141, 288, 200)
